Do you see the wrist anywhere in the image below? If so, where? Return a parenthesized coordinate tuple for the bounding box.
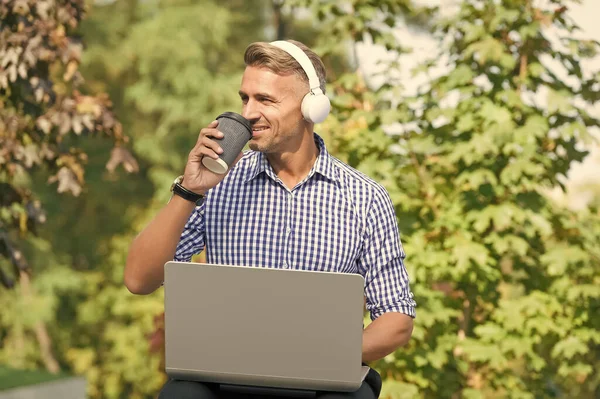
(181, 184, 206, 196)
(169, 193, 198, 209)
(170, 176, 205, 206)
(180, 175, 206, 196)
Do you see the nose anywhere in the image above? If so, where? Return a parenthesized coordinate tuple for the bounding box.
(242, 100, 260, 124)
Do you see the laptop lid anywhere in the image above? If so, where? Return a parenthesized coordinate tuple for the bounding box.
(163, 261, 365, 392)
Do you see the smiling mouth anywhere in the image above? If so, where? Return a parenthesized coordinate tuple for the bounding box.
(251, 126, 269, 136)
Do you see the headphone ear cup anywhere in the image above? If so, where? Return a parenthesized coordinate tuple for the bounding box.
(301, 92, 331, 124)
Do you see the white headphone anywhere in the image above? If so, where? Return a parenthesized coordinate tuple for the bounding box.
(270, 40, 331, 124)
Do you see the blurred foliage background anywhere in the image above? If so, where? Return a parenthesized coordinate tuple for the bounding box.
(1, 0, 599, 398)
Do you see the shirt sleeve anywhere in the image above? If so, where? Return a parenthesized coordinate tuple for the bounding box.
(174, 203, 206, 262)
(359, 188, 416, 321)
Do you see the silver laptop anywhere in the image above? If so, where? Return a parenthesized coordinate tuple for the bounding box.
(163, 261, 370, 394)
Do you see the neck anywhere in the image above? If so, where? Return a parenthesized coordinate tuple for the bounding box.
(267, 131, 319, 190)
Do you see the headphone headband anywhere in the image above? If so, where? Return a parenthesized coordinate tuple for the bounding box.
(270, 40, 322, 93)
(268, 40, 330, 123)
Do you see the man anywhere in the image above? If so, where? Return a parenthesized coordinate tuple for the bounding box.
(125, 39, 416, 399)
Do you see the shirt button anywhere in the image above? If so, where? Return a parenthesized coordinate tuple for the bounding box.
(282, 262, 289, 269)
(286, 227, 292, 235)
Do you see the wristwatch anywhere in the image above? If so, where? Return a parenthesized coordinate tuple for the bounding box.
(170, 175, 205, 206)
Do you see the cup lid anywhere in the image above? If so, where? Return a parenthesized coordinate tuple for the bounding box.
(217, 112, 252, 134)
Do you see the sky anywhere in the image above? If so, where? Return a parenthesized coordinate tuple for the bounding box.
(557, 0, 600, 206)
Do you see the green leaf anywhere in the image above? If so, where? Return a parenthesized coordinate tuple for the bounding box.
(517, 115, 549, 138)
(450, 239, 490, 273)
(559, 121, 591, 143)
(528, 62, 544, 78)
(455, 169, 498, 190)
(566, 284, 600, 301)
(479, 102, 512, 126)
(493, 6, 520, 26)
(462, 388, 484, 399)
(456, 113, 476, 132)
(499, 159, 546, 185)
(463, 23, 486, 43)
(380, 380, 419, 399)
(540, 245, 589, 276)
(547, 89, 574, 114)
(445, 64, 475, 88)
(462, 338, 507, 367)
(464, 37, 506, 64)
(551, 336, 588, 360)
(474, 323, 507, 342)
(519, 22, 540, 40)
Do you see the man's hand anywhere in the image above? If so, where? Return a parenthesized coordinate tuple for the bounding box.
(123, 120, 244, 295)
(182, 120, 243, 194)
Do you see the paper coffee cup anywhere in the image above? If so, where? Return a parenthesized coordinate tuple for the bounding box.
(202, 112, 252, 174)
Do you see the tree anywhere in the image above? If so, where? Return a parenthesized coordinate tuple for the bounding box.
(0, 1, 292, 397)
(0, 0, 135, 286)
(302, 0, 600, 397)
(0, 0, 135, 374)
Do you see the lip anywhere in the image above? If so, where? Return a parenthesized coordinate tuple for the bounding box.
(251, 126, 269, 137)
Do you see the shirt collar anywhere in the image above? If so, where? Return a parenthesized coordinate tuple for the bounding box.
(244, 133, 338, 184)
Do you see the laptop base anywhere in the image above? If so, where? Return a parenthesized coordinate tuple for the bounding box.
(220, 384, 316, 397)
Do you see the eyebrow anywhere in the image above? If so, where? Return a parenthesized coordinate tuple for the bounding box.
(238, 91, 276, 99)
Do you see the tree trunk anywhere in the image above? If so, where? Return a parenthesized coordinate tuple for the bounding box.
(272, 0, 286, 40)
(19, 270, 61, 374)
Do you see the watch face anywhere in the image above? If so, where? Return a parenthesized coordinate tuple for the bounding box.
(171, 175, 184, 192)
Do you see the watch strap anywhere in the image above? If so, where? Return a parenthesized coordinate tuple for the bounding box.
(171, 176, 204, 206)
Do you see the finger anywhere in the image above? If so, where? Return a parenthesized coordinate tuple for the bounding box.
(199, 136, 223, 157)
(193, 130, 223, 154)
(197, 127, 223, 142)
(190, 143, 222, 161)
(202, 121, 220, 136)
(194, 122, 221, 145)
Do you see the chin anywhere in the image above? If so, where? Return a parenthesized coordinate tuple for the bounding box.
(249, 136, 272, 151)
(248, 141, 263, 152)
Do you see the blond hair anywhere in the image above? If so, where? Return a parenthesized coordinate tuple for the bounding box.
(244, 40, 327, 94)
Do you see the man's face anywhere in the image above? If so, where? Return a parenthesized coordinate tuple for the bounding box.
(238, 65, 308, 154)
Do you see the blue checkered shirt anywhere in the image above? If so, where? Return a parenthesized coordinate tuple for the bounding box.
(175, 134, 416, 320)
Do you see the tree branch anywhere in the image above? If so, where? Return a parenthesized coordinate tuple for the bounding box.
(519, 53, 528, 93)
(406, 139, 441, 219)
